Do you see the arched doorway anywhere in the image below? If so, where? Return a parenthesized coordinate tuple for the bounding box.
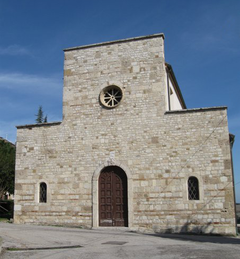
(99, 166, 128, 227)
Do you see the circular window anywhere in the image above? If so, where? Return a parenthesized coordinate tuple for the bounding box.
(100, 85, 123, 108)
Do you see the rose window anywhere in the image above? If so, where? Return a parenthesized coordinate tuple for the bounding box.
(100, 85, 123, 108)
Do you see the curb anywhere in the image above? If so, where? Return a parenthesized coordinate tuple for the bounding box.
(0, 236, 2, 254)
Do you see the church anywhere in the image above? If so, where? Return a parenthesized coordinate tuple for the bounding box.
(14, 34, 236, 235)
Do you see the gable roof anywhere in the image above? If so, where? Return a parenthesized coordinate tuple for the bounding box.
(165, 63, 187, 109)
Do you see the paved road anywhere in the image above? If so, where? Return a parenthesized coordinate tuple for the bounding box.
(0, 222, 240, 259)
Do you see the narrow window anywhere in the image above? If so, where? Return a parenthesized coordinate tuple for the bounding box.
(188, 177, 199, 200)
(39, 182, 47, 203)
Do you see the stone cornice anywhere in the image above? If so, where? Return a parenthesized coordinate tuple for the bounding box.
(165, 106, 227, 115)
(64, 33, 165, 52)
(16, 121, 62, 129)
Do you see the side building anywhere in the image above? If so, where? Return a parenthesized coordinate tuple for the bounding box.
(14, 34, 236, 235)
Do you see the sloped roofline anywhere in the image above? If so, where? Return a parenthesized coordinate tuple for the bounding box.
(64, 33, 165, 52)
(165, 63, 187, 109)
(0, 137, 15, 146)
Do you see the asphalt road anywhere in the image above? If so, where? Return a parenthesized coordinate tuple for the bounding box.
(0, 222, 240, 259)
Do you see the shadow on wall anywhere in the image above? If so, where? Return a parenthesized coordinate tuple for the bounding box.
(164, 220, 214, 235)
(152, 232, 240, 245)
(150, 219, 239, 245)
(152, 218, 217, 235)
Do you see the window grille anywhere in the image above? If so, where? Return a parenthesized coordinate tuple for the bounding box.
(100, 85, 123, 108)
(39, 182, 47, 203)
(188, 177, 199, 200)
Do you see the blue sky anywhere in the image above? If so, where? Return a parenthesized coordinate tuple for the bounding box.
(0, 0, 239, 202)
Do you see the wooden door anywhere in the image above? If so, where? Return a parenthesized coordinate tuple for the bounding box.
(99, 166, 128, 227)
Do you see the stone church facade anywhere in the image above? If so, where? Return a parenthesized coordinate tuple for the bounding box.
(14, 34, 236, 235)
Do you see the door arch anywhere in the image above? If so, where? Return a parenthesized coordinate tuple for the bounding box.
(99, 166, 128, 227)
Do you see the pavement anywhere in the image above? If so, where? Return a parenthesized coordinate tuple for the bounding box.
(0, 222, 240, 259)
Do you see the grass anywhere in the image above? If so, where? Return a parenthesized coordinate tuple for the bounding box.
(0, 218, 11, 223)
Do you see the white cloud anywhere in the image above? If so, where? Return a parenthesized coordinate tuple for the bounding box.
(0, 112, 62, 144)
(0, 72, 62, 95)
(0, 45, 32, 56)
(0, 120, 18, 143)
(180, 31, 240, 55)
(0, 72, 63, 141)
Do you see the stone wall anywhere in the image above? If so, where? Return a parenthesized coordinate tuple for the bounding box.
(133, 107, 235, 234)
(14, 34, 236, 235)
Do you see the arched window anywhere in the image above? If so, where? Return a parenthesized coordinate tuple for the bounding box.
(39, 182, 47, 203)
(188, 177, 199, 200)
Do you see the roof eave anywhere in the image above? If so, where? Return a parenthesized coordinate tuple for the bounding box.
(165, 63, 187, 109)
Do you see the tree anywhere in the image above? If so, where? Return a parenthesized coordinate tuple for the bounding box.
(0, 138, 15, 199)
(35, 106, 48, 123)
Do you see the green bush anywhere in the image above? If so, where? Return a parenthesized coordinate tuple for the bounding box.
(0, 139, 15, 197)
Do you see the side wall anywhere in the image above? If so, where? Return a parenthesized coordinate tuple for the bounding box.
(169, 78, 183, 110)
(130, 108, 235, 234)
(14, 123, 93, 226)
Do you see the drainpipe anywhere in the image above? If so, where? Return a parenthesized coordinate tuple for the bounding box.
(229, 134, 238, 235)
(166, 67, 171, 111)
